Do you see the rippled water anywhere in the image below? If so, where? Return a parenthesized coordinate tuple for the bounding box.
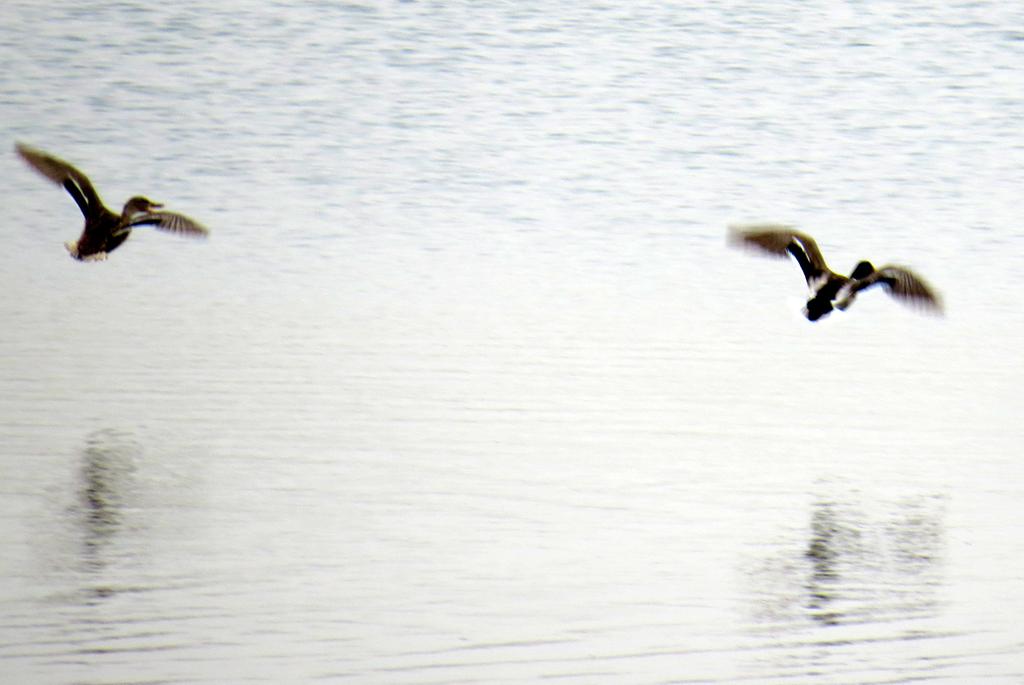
(2, 1, 1024, 683)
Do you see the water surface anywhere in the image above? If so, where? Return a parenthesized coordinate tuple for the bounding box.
(1, 1, 1023, 683)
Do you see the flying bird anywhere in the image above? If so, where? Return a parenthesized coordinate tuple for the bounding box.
(15, 142, 208, 261)
(728, 224, 942, 321)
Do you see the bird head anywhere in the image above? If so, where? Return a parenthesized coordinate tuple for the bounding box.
(122, 196, 163, 218)
(849, 260, 875, 280)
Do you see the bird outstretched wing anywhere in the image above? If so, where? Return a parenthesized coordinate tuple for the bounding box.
(728, 224, 831, 284)
(127, 211, 209, 237)
(15, 142, 103, 218)
(851, 265, 942, 311)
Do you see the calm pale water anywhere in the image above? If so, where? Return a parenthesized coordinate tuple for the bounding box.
(2, 1, 1023, 683)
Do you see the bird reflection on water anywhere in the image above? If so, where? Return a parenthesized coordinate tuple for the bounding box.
(750, 491, 946, 631)
(72, 429, 140, 578)
(804, 501, 850, 627)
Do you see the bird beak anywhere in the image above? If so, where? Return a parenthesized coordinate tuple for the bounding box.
(149, 201, 164, 210)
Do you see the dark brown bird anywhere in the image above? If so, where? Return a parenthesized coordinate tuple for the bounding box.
(729, 224, 942, 321)
(16, 142, 208, 261)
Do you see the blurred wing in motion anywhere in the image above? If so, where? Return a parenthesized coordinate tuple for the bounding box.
(15, 142, 103, 217)
(853, 265, 942, 311)
(128, 211, 209, 237)
(728, 224, 831, 283)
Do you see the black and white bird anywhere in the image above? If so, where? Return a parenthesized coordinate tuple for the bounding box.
(729, 224, 942, 321)
(16, 142, 208, 261)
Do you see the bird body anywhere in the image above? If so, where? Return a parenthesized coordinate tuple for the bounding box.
(729, 224, 941, 321)
(15, 143, 208, 261)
